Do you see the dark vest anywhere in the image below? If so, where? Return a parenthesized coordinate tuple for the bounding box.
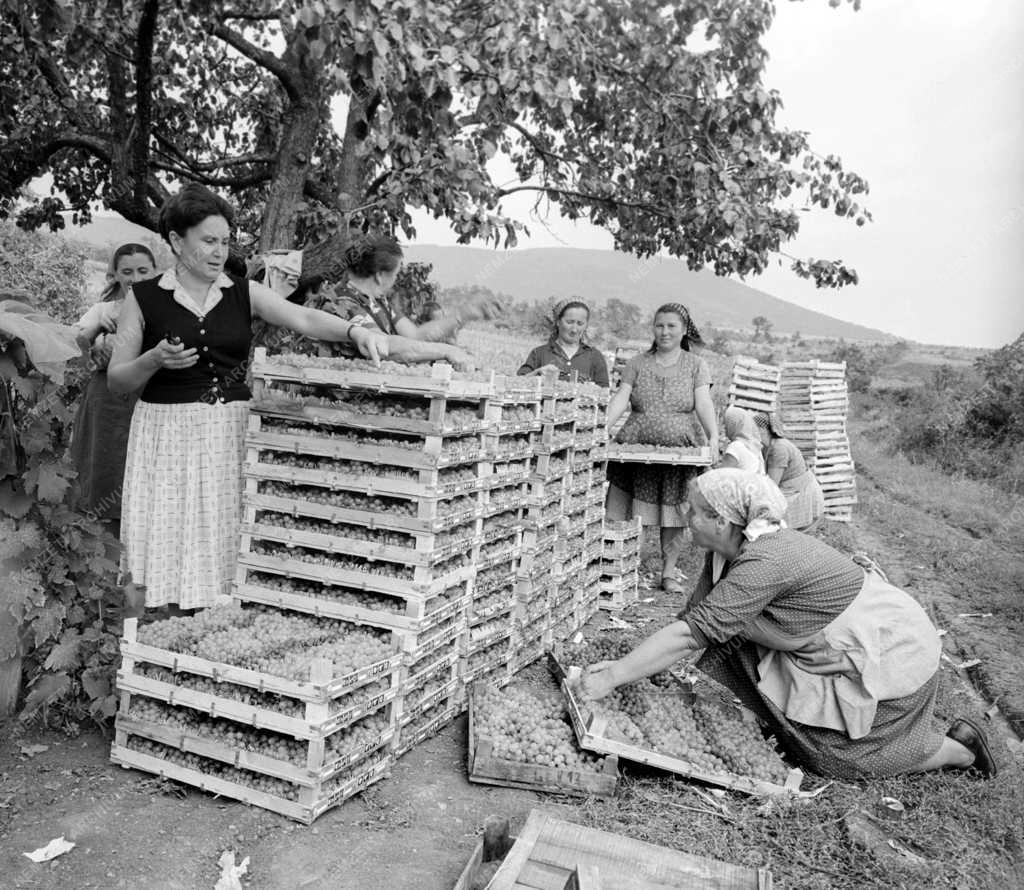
(136, 275, 252, 404)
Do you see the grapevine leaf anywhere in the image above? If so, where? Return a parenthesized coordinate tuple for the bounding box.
(30, 601, 66, 649)
(81, 669, 110, 704)
(26, 460, 72, 503)
(20, 671, 71, 717)
(43, 630, 82, 670)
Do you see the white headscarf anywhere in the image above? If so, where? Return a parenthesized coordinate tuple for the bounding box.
(695, 468, 787, 543)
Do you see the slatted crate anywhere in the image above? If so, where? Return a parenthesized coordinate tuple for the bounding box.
(468, 582, 515, 626)
(233, 566, 470, 633)
(598, 578, 640, 612)
(394, 697, 464, 759)
(402, 637, 460, 693)
(112, 615, 401, 822)
(112, 735, 392, 824)
(460, 634, 514, 686)
(396, 674, 463, 729)
(483, 431, 536, 463)
(466, 683, 619, 798)
(604, 443, 713, 465)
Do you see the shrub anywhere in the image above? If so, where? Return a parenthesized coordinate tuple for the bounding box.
(0, 222, 91, 325)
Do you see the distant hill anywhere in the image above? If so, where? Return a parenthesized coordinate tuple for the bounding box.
(404, 245, 894, 342)
(58, 215, 893, 342)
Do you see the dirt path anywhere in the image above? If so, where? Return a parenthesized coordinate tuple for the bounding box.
(2, 446, 1022, 889)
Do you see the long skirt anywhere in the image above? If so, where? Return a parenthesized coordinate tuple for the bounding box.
(696, 641, 946, 779)
(120, 400, 249, 609)
(781, 471, 825, 531)
(606, 463, 703, 528)
(69, 372, 137, 520)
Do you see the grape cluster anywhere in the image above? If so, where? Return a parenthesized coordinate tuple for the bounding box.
(475, 564, 516, 593)
(243, 571, 405, 614)
(539, 454, 567, 476)
(473, 586, 512, 617)
(488, 459, 529, 479)
(469, 615, 511, 644)
(465, 637, 510, 671)
(138, 604, 393, 681)
(475, 684, 601, 771)
(255, 510, 416, 549)
(693, 700, 789, 783)
(260, 450, 417, 482)
(125, 735, 300, 801)
(487, 434, 532, 457)
(406, 641, 457, 681)
(499, 404, 538, 424)
(545, 432, 575, 450)
(250, 540, 416, 580)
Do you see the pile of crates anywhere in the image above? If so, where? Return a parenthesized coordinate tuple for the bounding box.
(598, 517, 642, 610)
(779, 360, 856, 521)
(112, 353, 610, 822)
(728, 356, 780, 413)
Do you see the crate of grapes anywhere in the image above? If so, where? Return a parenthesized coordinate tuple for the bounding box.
(111, 609, 401, 822)
(605, 443, 713, 465)
(548, 651, 806, 797)
(468, 683, 618, 798)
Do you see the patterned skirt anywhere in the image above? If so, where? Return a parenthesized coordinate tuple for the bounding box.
(781, 471, 825, 531)
(120, 400, 249, 610)
(696, 641, 946, 779)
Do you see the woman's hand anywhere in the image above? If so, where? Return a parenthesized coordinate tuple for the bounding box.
(793, 644, 858, 678)
(533, 363, 561, 376)
(149, 339, 199, 371)
(350, 326, 388, 366)
(579, 661, 619, 700)
(90, 333, 114, 370)
(445, 346, 477, 372)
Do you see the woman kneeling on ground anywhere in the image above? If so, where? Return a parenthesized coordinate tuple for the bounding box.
(580, 469, 996, 779)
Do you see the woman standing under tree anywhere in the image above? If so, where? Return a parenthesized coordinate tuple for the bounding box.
(70, 243, 157, 525)
(517, 299, 610, 385)
(108, 184, 390, 612)
(605, 303, 718, 595)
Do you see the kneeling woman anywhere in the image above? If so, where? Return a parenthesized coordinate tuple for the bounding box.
(581, 469, 996, 779)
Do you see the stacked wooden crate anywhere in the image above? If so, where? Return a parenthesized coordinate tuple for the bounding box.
(598, 518, 642, 610)
(779, 360, 856, 521)
(111, 355, 613, 822)
(728, 355, 781, 413)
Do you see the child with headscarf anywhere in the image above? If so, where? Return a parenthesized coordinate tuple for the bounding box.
(579, 469, 997, 780)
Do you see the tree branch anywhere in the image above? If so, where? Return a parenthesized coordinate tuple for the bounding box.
(496, 184, 675, 218)
(207, 22, 302, 103)
(221, 8, 281, 20)
(151, 159, 273, 190)
(130, 0, 160, 211)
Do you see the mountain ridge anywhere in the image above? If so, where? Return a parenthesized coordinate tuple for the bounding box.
(58, 215, 893, 342)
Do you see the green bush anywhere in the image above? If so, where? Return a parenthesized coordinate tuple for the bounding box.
(0, 222, 91, 325)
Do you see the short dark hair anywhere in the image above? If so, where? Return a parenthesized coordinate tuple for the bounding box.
(223, 254, 248, 278)
(344, 235, 403, 278)
(159, 184, 234, 247)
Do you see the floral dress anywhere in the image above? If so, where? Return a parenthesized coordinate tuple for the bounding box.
(606, 351, 711, 527)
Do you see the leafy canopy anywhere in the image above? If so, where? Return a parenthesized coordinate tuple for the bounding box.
(1, 0, 868, 286)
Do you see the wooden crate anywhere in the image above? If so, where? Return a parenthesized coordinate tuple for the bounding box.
(556, 672, 807, 798)
(605, 444, 713, 466)
(453, 809, 773, 890)
(467, 684, 618, 798)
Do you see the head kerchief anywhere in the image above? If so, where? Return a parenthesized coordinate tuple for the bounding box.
(753, 411, 786, 438)
(695, 468, 787, 541)
(655, 302, 704, 345)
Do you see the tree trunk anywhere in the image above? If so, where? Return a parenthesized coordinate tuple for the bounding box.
(258, 99, 322, 254)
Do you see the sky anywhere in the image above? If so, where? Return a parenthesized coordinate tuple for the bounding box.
(408, 1, 1024, 348)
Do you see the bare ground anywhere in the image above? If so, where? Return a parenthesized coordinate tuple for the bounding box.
(2, 434, 1023, 889)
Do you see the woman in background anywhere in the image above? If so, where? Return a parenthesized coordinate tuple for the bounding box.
(328, 235, 498, 366)
(70, 243, 157, 524)
(754, 412, 824, 531)
(517, 299, 610, 385)
(719, 406, 765, 474)
(605, 303, 717, 594)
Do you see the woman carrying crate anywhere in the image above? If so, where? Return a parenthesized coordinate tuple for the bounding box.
(580, 469, 997, 779)
(517, 299, 610, 385)
(604, 303, 718, 595)
(107, 184, 454, 613)
(752, 411, 824, 531)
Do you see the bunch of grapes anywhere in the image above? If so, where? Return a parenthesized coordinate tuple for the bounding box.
(250, 541, 415, 580)
(474, 685, 601, 770)
(259, 450, 419, 483)
(406, 640, 457, 681)
(693, 700, 789, 783)
(136, 663, 307, 719)
(465, 637, 510, 672)
(266, 354, 436, 378)
(256, 481, 418, 516)
(125, 735, 301, 800)
(255, 510, 416, 549)
(324, 710, 392, 761)
(243, 572, 406, 614)
(259, 418, 424, 452)
(488, 459, 530, 479)
(472, 587, 512, 618)
(469, 614, 511, 644)
(499, 404, 538, 424)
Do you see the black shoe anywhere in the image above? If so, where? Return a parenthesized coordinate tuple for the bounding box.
(947, 718, 997, 778)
